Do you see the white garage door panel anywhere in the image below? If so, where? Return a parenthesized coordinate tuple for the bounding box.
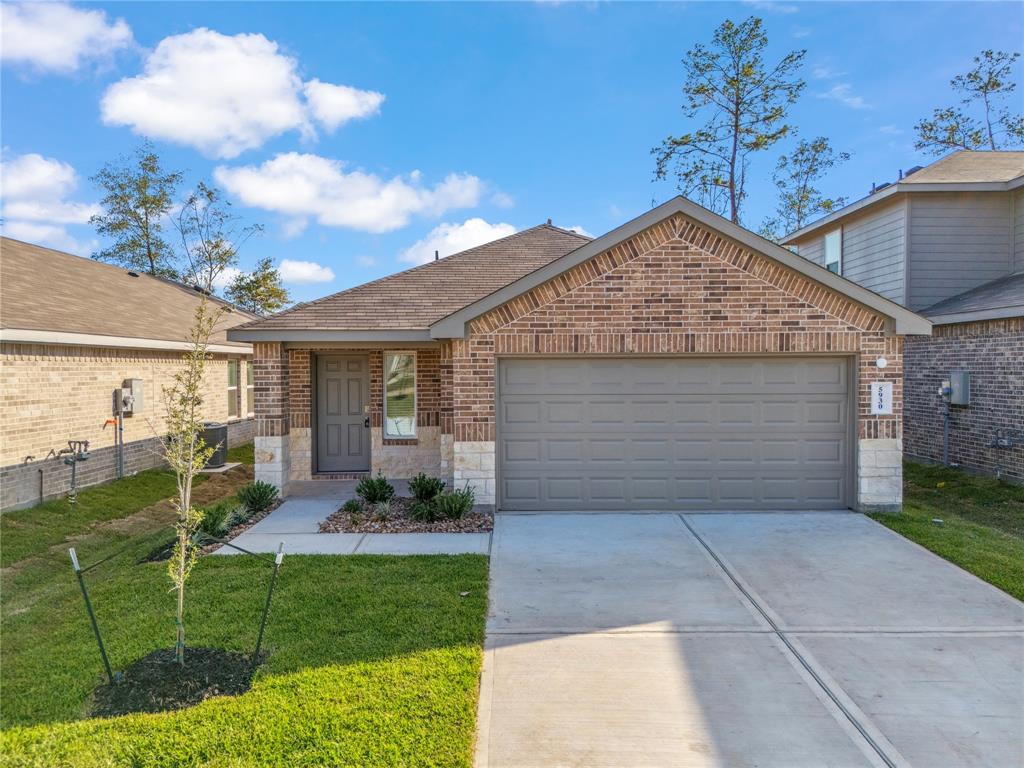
(498, 358, 851, 511)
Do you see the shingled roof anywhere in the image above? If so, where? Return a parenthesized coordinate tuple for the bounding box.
(1, 237, 257, 350)
(233, 223, 590, 332)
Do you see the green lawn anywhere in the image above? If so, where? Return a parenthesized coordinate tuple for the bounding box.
(0, 469, 204, 568)
(226, 440, 254, 465)
(871, 461, 1024, 601)
(1, 459, 488, 767)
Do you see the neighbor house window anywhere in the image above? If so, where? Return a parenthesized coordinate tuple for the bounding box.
(245, 361, 255, 417)
(824, 229, 842, 274)
(227, 360, 239, 418)
(384, 353, 416, 438)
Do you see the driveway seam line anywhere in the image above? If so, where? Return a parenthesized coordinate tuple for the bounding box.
(677, 513, 900, 768)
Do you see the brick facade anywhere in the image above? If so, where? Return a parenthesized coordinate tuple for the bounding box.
(904, 318, 1024, 481)
(1, 342, 253, 510)
(449, 213, 903, 509)
(255, 212, 908, 511)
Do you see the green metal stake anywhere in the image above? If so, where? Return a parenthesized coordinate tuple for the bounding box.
(253, 543, 284, 665)
(69, 548, 114, 684)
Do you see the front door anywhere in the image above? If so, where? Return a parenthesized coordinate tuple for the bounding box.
(316, 355, 370, 473)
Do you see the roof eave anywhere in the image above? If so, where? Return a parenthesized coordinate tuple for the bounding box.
(926, 305, 1024, 325)
(431, 196, 932, 339)
(227, 328, 433, 343)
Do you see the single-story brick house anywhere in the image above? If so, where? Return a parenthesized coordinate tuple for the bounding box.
(0, 238, 258, 510)
(229, 198, 930, 513)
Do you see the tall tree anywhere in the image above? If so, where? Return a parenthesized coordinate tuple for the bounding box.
(90, 140, 183, 277)
(176, 182, 263, 293)
(226, 257, 290, 315)
(163, 300, 219, 666)
(653, 16, 805, 224)
(760, 137, 850, 241)
(915, 50, 1023, 155)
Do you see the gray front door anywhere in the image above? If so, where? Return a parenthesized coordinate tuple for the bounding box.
(498, 357, 851, 511)
(317, 355, 370, 473)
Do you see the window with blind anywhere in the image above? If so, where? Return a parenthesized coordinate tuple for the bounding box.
(384, 353, 416, 438)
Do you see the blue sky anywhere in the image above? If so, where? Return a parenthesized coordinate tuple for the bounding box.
(2, 1, 1021, 302)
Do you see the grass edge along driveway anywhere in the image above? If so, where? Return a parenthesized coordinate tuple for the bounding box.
(871, 460, 1024, 602)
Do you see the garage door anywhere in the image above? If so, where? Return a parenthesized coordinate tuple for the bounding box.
(498, 358, 851, 511)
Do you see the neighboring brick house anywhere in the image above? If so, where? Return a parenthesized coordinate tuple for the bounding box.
(230, 197, 929, 513)
(784, 151, 1024, 481)
(0, 238, 258, 510)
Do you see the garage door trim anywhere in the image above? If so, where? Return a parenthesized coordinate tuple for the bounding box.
(495, 354, 858, 512)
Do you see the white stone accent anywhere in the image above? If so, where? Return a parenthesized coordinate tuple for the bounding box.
(453, 440, 495, 506)
(288, 428, 312, 482)
(857, 438, 902, 513)
(371, 425, 445, 479)
(255, 435, 290, 496)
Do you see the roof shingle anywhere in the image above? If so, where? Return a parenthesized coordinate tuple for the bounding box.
(237, 224, 590, 331)
(1, 237, 257, 347)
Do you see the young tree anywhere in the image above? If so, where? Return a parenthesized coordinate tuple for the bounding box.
(176, 182, 263, 293)
(163, 300, 220, 665)
(915, 50, 1024, 155)
(90, 140, 183, 277)
(226, 257, 291, 315)
(653, 16, 806, 224)
(760, 137, 850, 241)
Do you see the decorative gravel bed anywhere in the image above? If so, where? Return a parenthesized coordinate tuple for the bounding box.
(319, 497, 493, 534)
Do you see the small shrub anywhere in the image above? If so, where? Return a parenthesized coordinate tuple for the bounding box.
(372, 500, 391, 522)
(432, 485, 475, 520)
(409, 500, 440, 523)
(197, 500, 236, 539)
(348, 512, 363, 527)
(341, 499, 361, 513)
(237, 481, 279, 513)
(409, 473, 446, 503)
(356, 473, 395, 505)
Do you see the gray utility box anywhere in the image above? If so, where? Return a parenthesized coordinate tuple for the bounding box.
(121, 378, 144, 414)
(949, 371, 970, 405)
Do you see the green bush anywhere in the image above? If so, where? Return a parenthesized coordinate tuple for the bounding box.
(409, 500, 439, 523)
(409, 473, 446, 503)
(432, 485, 475, 520)
(356, 473, 395, 505)
(237, 480, 279, 513)
(341, 499, 361, 514)
(198, 500, 237, 538)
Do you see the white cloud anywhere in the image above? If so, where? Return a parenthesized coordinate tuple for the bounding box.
(791, 26, 812, 39)
(215, 152, 483, 234)
(490, 190, 515, 209)
(211, 266, 243, 290)
(357, 255, 377, 267)
(399, 218, 516, 265)
(101, 29, 383, 158)
(304, 80, 384, 131)
(0, 153, 99, 252)
(1, 2, 133, 74)
(279, 259, 335, 284)
(563, 224, 593, 237)
(817, 83, 871, 110)
(812, 65, 845, 80)
(878, 124, 903, 136)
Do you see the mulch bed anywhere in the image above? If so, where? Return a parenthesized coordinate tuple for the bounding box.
(90, 647, 260, 717)
(319, 496, 493, 534)
(140, 499, 282, 562)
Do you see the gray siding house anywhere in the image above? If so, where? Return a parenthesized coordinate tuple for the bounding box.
(784, 151, 1024, 481)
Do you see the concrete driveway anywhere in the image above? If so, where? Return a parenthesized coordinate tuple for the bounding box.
(477, 512, 1024, 768)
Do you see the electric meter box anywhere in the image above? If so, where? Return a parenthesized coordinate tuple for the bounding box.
(122, 378, 144, 414)
(949, 371, 970, 405)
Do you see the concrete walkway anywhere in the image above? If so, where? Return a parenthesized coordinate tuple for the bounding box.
(213, 480, 490, 556)
(478, 512, 1024, 768)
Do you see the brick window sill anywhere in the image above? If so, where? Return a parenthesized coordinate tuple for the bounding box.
(383, 438, 418, 446)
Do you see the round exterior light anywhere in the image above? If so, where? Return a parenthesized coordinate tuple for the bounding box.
(876, 357, 888, 369)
